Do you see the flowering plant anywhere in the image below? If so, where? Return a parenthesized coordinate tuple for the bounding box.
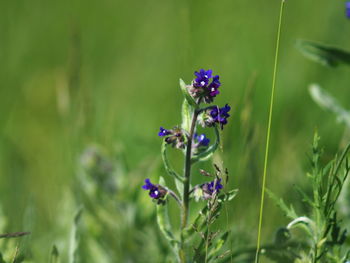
(142, 69, 238, 262)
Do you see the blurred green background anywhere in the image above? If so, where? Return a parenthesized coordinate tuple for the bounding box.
(1, 0, 350, 262)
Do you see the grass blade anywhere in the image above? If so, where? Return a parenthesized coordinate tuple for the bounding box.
(255, 1, 286, 262)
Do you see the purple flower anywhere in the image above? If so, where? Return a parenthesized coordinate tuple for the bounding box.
(207, 178, 223, 193)
(208, 75, 221, 97)
(194, 133, 210, 147)
(142, 178, 167, 200)
(211, 104, 231, 129)
(347, 1, 350, 18)
(194, 69, 212, 88)
(189, 69, 221, 103)
(158, 126, 186, 149)
(158, 127, 172, 137)
(201, 178, 223, 199)
(199, 104, 231, 129)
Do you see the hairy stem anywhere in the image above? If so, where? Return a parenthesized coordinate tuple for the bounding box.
(179, 109, 199, 262)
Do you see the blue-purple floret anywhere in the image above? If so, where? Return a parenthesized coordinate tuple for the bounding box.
(208, 75, 221, 96)
(194, 69, 212, 88)
(207, 178, 223, 194)
(194, 133, 210, 147)
(210, 104, 231, 129)
(347, 1, 350, 18)
(142, 178, 162, 199)
(158, 127, 171, 137)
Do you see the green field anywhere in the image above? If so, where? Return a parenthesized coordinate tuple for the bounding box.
(0, 0, 350, 262)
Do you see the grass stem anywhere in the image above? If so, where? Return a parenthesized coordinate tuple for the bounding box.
(254, 1, 285, 262)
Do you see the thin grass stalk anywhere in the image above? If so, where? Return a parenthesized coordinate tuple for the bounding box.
(254, 1, 286, 262)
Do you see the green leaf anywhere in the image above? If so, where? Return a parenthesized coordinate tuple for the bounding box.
(161, 141, 184, 195)
(296, 40, 350, 67)
(309, 84, 350, 128)
(184, 189, 238, 239)
(293, 185, 314, 206)
(174, 179, 184, 198)
(192, 125, 220, 164)
(183, 205, 208, 239)
(218, 189, 239, 203)
(68, 207, 83, 263)
(49, 245, 60, 263)
(266, 189, 297, 220)
(208, 231, 230, 259)
(179, 78, 198, 108)
(157, 177, 180, 253)
(181, 99, 193, 133)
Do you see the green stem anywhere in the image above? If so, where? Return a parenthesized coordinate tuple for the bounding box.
(254, 1, 285, 262)
(179, 109, 199, 262)
(167, 189, 183, 208)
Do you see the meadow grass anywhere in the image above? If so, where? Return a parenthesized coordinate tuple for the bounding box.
(0, 0, 350, 262)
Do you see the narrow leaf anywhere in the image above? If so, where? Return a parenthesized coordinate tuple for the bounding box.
(161, 141, 184, 195)
(309, 84, 350, 128)
(266, 189, 297, 220)
(0, 232, 30, 239)
(179, 78, 198, 108)
(68, 207, 83, 263)
(184, 206, 208, 239)
(218, 189, 239, 203)
(293, 185, 314, 206)
(175, 179, 184, 198)
(157, 177, 180, 252)
(184, 190, 238, 239)
(208, 231, 230, 259)
(296, 40, 350, 67)
(181, 99, 193, 133)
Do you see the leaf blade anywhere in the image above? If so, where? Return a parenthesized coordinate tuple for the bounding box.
(157, 177, 180, 257)
(179, 78, 198, 108)
(296, 40, 350, 67)
(161, 141, 184, 195)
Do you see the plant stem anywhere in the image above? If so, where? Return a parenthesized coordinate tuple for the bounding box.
(167, 189, 183, 208)
(179, 109, 199, 262)
(254, 1, 285, 262)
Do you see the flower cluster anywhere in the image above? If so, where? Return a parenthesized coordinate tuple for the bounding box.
(188, 69, 221, 103)
(199, 104, 231, 129)
(158, 126, 186, 149)
(194, 178, 223, 200)
(210, 104, 231, 129)
(203, 178, 223, 194)
(142, 178, 167, 204)
(347, 1, 350, 18)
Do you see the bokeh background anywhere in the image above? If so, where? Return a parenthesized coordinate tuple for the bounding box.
(1, 0, 350, 262)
